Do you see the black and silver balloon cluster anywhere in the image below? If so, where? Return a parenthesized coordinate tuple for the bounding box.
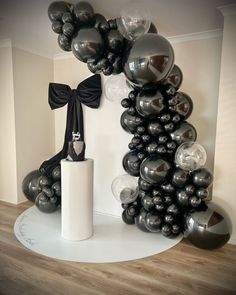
(48, 1, 126, 75)
(22, 166, 61, 213)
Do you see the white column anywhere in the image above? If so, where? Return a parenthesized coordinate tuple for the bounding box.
(213, 4, 236, 244)
(61, 159, 94, 241)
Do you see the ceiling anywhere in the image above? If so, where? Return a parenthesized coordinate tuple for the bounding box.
(0, 0, 235, 58)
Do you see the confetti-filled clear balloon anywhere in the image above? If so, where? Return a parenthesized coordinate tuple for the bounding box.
(104, 74, 130, 103)
(175, 141, 207, 171)
(117, 2, 150, 41)
(111, 174, 138, 204)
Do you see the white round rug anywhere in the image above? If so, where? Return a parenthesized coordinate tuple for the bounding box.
(14, 206, 182, 263)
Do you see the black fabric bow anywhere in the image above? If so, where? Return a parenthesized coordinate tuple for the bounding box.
(40, 74, 102, 176)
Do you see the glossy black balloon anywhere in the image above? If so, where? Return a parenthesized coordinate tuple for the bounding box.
(161, 183, 175, 194)
(106, 30, 124, 54)
(189, 196, 201, 207)
(94, 13, 109, 32)
(176, 190, 189, 206)
(58, 34, 71, 51)
(38, 175, 52, 188)
(138, 178, 153, 191)
(48, 1, 71, 22)
(62, 12, 74, 23)
(147, 121, 163, 136)
(161, 224, 172, 237)
(52, 181, 61, 197)
(170, 122, 197, 145)
(140, 155, 172, 185)
(71, 28, 104, 62)
(35, 192, 58, 213)
(52, 166, 61, 181)
(74, 1, 94, 26)
(196, 188, 209, 199)
(122, 150, 141, 177)
(62, 22, 74, 37)
(145, 211, 162, 232)
(170, 92, 193, 119)
(163, 65, 183, 90)
(22, 170, 42, 202)
(192, 168, 213, 188)
(42, 186, 54, 198)
(136, 88, 165, 118)
(52, 21, 63, 34)
(141, 195, 154, 211)
(120, 110, 143, 134)
(185, 184, 195, 196)
(135, 209, 150, 232)
(122, 209, 135, 224)
(124, 34, 174, 86)
(166, 204, 179, 215)
(172, 168, 189, 188)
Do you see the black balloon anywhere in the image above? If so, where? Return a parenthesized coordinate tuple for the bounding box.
(146, 142, 158, 154)
(138, 178, 153, 191)
(62, 12, 74, 23)
(52, 166, 61, 181)
(52, 21, 63, 34)
(145, 211, 162, 232)
(123, 150, 141, 177)
(35, 192, 58, 213)
(106, 30, 124, 54)
(124, 34, 174, 86)
(113, 56, 123, 74)
(135, 209, 150, 232)
(196, 188, 209, 199)
(161, 183, 175, 194)
(94, 13, 109, 32)
(147, 121, 163, 136)
(42, 186, 54, 198)
(48, 1, 71, 22)
(74, 1, 94, 26)
(192, 168, 213, 188)
(185, 184, 195, 196)
(62, 23, 74, 37)
(71, 28, 104, 62)
(136, 88, 165, 118)
(141, 195, 154, 211)
(166, 204, 179, 215)
(52, 181, 61, 196)
(169, 92, 193, 119)
(140, 155, 172, 185)
(58, 34, 71, 51)
(161, 224, 172, 237)
(172, 168, 189, 188)
(163, 65, 183, 90)
(122, 209, 135, 224)
(120, 110, 143, 134)
(170, 122, 197, 145)
(38, 175, 52, 188)
(22, 170, 42, 202)
(176, 190, 189, 206)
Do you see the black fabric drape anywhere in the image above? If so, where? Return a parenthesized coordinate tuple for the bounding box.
(40, 74, 102, 176)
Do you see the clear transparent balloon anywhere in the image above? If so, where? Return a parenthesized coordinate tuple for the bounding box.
(111, 174, 139, 204)
(104, 74, 130, 103)
(175, 142, 207, 171)
(117, 3, 150, 41)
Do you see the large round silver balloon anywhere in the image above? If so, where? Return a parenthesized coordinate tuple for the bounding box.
(171, 122, 197, 145)
(136, 88, 165, 118)
(71, 28, 104, 62)
(123, 150, 141, 177)
(185, 202, 231, 250)
(124, 34, 174, 86)
(163, 65, 183, 90)
(140, 155, 172, 185)
(120, 110, 143, 134)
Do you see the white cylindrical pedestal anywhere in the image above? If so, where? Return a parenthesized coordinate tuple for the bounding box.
(61, 159, 93, 241)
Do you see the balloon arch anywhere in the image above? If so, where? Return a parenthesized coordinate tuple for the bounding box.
(22, 1, 231, 250)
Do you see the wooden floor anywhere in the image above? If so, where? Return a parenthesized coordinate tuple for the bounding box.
(0, 201, 236, 295)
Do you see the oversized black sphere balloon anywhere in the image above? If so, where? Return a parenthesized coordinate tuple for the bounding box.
(120, 111, 143, 134)
(172, 168, 189, 188)
(123, 150, 141, 177)
(185, 202, 231, 249)
(48, 1, 71, 22)
(135, 209, 150, 232)
(52, 165, 61, 181)
(22, 170, 42, 202)
(170, 122, 197, 145)
(145, 211, 162, 232)
(136, 88, 165, 118)
(140, 155, 172, 185)
(192, 168, 213, 188)
(124, 34, 174, 86)
(74, 1, 94, 26)
(163, 65, 183, 90)
(147, 121, 163, 136)
(71, 28, 104, 62)
(170, 92, 193, 119)
(106, 30, 124, 54)
(35, 192, 58, 213)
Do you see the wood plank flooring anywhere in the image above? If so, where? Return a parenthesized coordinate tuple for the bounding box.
(0, 200, 236, 295)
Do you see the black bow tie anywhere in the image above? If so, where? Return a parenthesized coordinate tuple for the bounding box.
(40, 74, 102, 176)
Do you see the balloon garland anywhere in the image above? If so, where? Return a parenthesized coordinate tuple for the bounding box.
(21, 1, 231, 250)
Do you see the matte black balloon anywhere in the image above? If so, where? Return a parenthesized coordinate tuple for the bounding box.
(185, 202, 231, 250)
(74, 1, 94, 26)
(138, 178, 153, 191)
(35, 192, 58, 213)
(62, 22, 74, 37)
(52, 181, 61, 197)
(147, 121, 163, 136)
(169, 92, 193, 119)
(22, 170, 42, 202)
(71, 28, 104, 62)
(163, 65, 183, 90)
(120, 110, 143, 134)
(141, 195, 154, 211)
(48, 1, 71, 22)
(136, 88, 165, 118)
(122, 209, 135, 224)
(52, 21, 63, 34)
(140, 155, 172, 185)
(123, 150, 141, 177)
(135, 209, 150, 232)
(176, 190, 189, 206)
(124, 34, 174, 86)
(145, 211, 162, 232)
(170, 122, 197, 145)
(106, 30, 124, 54)
(192, 168, 213, 188)
(58, 34, 71, 51)
(172, 168, 189, 188)
(148, 23, 158, 34)
(94, 13, 109, 32)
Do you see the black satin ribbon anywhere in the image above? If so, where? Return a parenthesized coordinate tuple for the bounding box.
(40, 74, 102, 176)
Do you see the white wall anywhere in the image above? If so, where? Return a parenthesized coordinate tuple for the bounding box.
(54, 34, 222, 216)
(213, 5, 236, 244)
(0, 44, 18, 203)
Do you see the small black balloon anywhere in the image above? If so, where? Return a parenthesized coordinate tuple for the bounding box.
(152, 189, 162, 197)
(52, 181, 61, 197)
(52, 166, 61, 181)
(176, 190, 189, 206)
(161, 183, 175, 194)
(35, 192, 58, 213)
(123, 150, 141, 177)
(189, 196, 201, 207)
(141, 195, 154, 211)
(192, 168, 213, 188)
(122, 209, 135, 224)
(167, 204, 179, 215)
(146, 142, 158, 154)
(106, 30, 124, 54)
(62, 12, 73, 23)
(161, 224, 172, 237)
(62, 22, 74, 37)
(48, 1, 71, 22)
(108, 19, 117, 29)
(172, 224, 181, 235)
(52, 21, 63, 34)
(38, 175, 52, 188)
(22, 170, 42, 202)
(145, 211, 162, 232)
(147, 121, 163, 136)
(42, 186, 54, 198)
(74, 1, 94, 26)
(153, 196, 163, 205)
(120, 111, 143, 134)
(164, 214, 174, 224)
(196, 188, 209, 199)
(170, 92, 193, 119)
(138, 178, 153, 191)
(135, 209, 150, 232)
(58, 34, 71, 51)
(171, 122, 197, 145)
(94, 13, 109, 32)
(185, 184, 195, 196)
(172, 168, 189, 188)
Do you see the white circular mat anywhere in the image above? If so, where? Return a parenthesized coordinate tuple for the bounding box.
(14, 206, 182, 263)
